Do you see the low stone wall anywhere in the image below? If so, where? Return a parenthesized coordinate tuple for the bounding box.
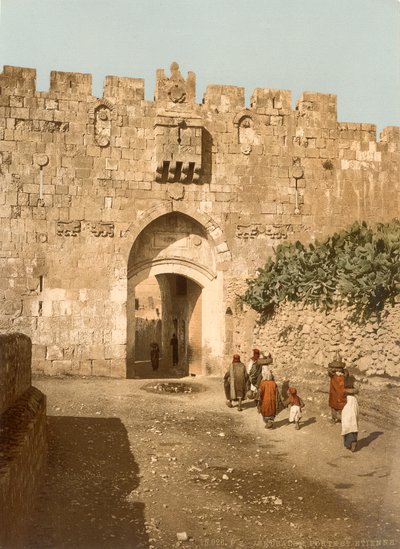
(251, 302, 400, 378)
(0, 333, 47, 549)
(0, 333, 32, 414)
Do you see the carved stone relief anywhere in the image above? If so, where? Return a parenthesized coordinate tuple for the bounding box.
(167, 182, 185, 200)
(89, 99, 114, 147)
(94, 105, 111, 147)
(57, 221, 114, 237)
(14, 119, 69, 132)
(57, 221, 81, 237)
(233, 111, 260, 155)
(236, 224, 294, 240)
(89, 222, 114, 237)
(155, 62, 196, 104)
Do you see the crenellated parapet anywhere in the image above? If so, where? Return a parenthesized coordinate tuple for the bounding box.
(0, 62, 397, 150)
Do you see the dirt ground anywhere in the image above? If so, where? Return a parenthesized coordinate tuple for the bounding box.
(26, 369, 400, 549)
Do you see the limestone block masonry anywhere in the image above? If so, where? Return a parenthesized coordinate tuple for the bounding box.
(0, 333, 47, 548)
(0, 62, 399, 377)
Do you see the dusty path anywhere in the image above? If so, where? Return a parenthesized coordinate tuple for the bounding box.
(27, 375, 400, 549)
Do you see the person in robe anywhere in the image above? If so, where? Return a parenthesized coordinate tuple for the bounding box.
(170, 333, 178, 367)
(327, 355, 348, 423)
(150, 342, 160, 372)
(258, 367, 283, 429)
(341, 375, 359, 451)
(224, 354, 249, 412)
(246, 348, 261, 398)
(341, 393, 359, 452)
(285, 386, 305, 430)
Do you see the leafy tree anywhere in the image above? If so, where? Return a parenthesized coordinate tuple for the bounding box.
(241, 220, 400, 322)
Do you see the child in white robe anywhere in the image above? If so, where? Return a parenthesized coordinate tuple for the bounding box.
(286, 387, 305, 430)
(341, 392, 359, 452)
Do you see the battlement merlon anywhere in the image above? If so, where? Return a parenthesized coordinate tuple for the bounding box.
(0, 65, 36, 94)
(250, 88, 292, 114)
(296, 91, 337, 115)
(50, 70, 92, 96)
(380, 126, 400, 143)
(203, 85, 245, 113)
(104, 76, 145, 102)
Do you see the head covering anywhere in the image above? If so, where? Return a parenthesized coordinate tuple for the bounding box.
(262, 366, 273, 380)
(329, 351, 346, 371)
(259, 353, 273, 366)
(232, 354, 241, 363)
(288, 387, 301, 406)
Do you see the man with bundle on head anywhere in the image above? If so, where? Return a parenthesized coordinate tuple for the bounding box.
(327, 352, 349, 424)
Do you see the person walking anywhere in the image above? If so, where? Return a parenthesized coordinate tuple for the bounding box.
(224, 354, 249, 412)
(258, 368, 282, 429)
(246, 349, 261, 398)
(341, 375, 359, 452)
(285, 387, 305, 430)
(327, 355, 348, 423)
(249, 353, 273, 391)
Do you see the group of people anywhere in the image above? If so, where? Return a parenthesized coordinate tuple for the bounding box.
(149, 333, 179, 373)
(223, 349, 305, 430)
(224, 349, 359, 451)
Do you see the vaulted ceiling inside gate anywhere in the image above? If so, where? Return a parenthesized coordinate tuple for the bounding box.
(127, 212, 216, 281)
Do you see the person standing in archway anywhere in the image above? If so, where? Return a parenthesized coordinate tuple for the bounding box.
(170, 333, 179, 367)
(150, 342, 160, 372)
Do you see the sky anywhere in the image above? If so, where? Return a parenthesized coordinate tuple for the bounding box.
(0, 0, 399, 133)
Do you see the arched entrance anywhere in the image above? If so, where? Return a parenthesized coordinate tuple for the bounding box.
(126, 211, 223, 378)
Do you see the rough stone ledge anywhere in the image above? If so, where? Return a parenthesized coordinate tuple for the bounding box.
(0, 386, 46, 469)
(0, 386, 47, 549)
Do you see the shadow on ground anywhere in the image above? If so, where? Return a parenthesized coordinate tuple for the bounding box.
(356, 430, 384, 451)
(28, 416, 148, 549)
(127, 359, 187, 380)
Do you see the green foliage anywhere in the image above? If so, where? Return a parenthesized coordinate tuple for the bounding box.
(241, 220, 400, 322)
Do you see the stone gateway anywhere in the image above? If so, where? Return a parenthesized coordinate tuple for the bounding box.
(0, 62, 399, 377)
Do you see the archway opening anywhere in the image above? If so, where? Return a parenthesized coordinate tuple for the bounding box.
(127, 212, 213, 379)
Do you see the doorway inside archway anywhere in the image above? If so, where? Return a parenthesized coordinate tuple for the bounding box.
(128, 272, 202, 379)
(126, 212, 213, 379)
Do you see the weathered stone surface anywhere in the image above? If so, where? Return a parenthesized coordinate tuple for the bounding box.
(0, 62, 399, 377)
(0, 333, 47, 548)
(250, 302, 400, 378)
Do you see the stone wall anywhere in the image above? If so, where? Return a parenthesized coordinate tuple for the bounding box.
(0, 333, 47, 548)
(246, 302, 400, 379)
(0, 332, 31, 414)
(0, 62, 399, 376)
